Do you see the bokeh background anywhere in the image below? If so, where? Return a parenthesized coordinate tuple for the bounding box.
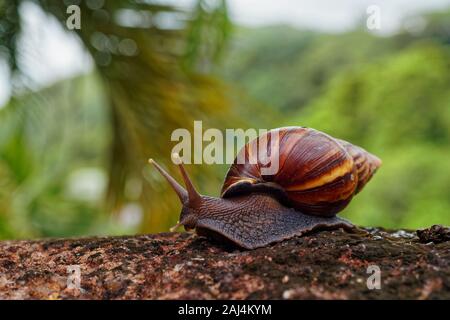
(0, 0, 449, 240)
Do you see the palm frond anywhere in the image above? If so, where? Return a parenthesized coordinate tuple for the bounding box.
(0, 0, 238, 235)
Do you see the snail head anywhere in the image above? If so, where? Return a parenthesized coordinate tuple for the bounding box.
(148, 153, 203, 232)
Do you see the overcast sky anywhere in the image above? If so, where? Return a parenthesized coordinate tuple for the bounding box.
(1, 0, 449, 106)
(227, 0, 449, 32)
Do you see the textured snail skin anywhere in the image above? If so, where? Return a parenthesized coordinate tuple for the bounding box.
(149, 126, 381, 250)
(184, 194, 354, 250)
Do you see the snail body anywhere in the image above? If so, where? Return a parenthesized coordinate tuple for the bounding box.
(149, 127, 381, 249)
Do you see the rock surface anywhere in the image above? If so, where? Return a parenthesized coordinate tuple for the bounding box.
(0, 225, 449, 299)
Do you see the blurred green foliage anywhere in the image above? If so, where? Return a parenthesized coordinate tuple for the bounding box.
(298, 44, 450, 228)
(0, 2, 449, 239)
(0, 0, 246, 238)
(221, 10, 450, 229)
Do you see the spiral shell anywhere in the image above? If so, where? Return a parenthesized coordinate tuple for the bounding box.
(221, 127, 381, 217)
(336, 139, 382, 194)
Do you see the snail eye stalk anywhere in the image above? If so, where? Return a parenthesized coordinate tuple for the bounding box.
(172, 153, 202, 207)
(148, 158, 187, 203)
(148, 155, 203, 208)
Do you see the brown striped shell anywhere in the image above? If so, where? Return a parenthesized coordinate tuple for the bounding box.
(220, 127, 381, 217)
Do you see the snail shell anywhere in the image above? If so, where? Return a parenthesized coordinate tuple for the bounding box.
(221, 127, 381, 217)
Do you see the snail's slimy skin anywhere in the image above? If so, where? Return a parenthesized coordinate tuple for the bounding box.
(149, 127, 380, 250)
(182, 194, 354, 249)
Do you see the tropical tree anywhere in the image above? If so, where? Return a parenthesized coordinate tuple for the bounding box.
(0, 0, 237, 237)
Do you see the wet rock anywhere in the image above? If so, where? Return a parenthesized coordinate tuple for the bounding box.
(0, 227, 449, 299)
(417, 225, 450, 244)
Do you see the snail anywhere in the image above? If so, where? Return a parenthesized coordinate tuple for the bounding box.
(149, 127, 381, 249)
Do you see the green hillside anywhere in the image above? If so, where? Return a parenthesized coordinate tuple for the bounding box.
(219, 10, 450, 228)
